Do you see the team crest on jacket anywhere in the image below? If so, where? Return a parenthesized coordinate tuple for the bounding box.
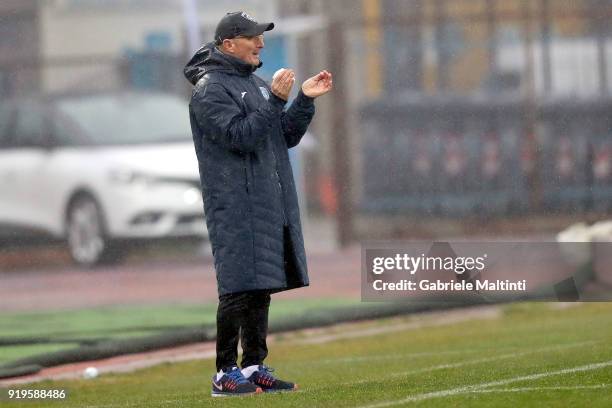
(259, 86, 270, 100)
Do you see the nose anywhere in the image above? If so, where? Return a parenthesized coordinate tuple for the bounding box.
(255, 35, 264, 48)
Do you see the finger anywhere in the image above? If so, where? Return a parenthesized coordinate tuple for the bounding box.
(283, 80, 294, 94)
(272, 69, 292, 87)
(281, 69, 294, 85)
(271, 76, 283, 89)
(282, 75, 295, 92)
(282, 84, 291, 95)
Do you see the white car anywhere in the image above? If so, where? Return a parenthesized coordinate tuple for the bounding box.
(0, 92, 207, 266)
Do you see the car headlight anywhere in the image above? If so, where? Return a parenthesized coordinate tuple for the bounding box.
(183, 188, 201, 205)
(108, 169, 156, 186)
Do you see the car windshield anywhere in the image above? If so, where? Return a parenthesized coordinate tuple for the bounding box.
(56, 94, 192, 145)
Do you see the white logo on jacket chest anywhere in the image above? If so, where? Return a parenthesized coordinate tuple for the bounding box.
(259, 87, 270, 100)
(241, 91, 247, 98)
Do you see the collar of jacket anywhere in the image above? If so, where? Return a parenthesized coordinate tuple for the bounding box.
(184, 41, 263, 85)
(214, 47, 262, 77)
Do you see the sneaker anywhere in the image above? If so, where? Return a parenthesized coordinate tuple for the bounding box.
(211, 366, 263, 397)
(244, 365, 298, 392)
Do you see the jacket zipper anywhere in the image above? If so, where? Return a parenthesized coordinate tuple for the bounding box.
(244, 159, 250, 194)
(250, 76, 287, 225)
(270, 147, 287, 226)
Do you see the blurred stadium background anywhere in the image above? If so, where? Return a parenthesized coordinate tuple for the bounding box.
(3, 0, 612, 243)
(1, 0, 612, 392)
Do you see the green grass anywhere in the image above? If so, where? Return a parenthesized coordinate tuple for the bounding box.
(1, 302, 611, 407)
(0, 298, 358, 364)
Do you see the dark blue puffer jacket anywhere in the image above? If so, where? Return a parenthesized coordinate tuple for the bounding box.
(184, 42, 315, 296)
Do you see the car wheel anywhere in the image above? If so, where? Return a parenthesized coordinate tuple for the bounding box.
(66, 195, 123, 266)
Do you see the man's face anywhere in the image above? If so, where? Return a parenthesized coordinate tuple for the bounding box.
(224, 34, 264, 66)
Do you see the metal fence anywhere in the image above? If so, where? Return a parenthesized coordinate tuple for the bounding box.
(361, 96, 612, 216)
(355, 0, 612, 218)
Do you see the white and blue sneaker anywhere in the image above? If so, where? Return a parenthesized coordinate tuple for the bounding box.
(211, 366, 262, 397)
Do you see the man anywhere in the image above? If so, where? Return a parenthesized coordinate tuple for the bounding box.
(183, 11, 332, 397)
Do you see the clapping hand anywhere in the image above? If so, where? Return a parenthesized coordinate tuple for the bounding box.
(270, 69, 295, 101)
(301, 70, 333, 98)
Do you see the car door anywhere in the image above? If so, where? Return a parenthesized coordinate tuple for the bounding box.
(3, 100, 54, 232)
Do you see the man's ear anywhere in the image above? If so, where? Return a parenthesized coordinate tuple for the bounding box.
(222, 39, 234, 54)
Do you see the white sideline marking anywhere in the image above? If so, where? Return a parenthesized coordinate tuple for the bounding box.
(472, 384, 609, 393)
(339, 340, 596, 387)
(313, 349, 481, 364)
(308, 340, 595, 366)
(357, 359, 612, 408)
(295, 306, 501, 345)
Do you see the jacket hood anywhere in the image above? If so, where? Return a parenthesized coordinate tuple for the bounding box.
(183, 41, 262, 85)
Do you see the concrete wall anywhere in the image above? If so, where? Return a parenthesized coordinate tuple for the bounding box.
(38, 0, 278, 92)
